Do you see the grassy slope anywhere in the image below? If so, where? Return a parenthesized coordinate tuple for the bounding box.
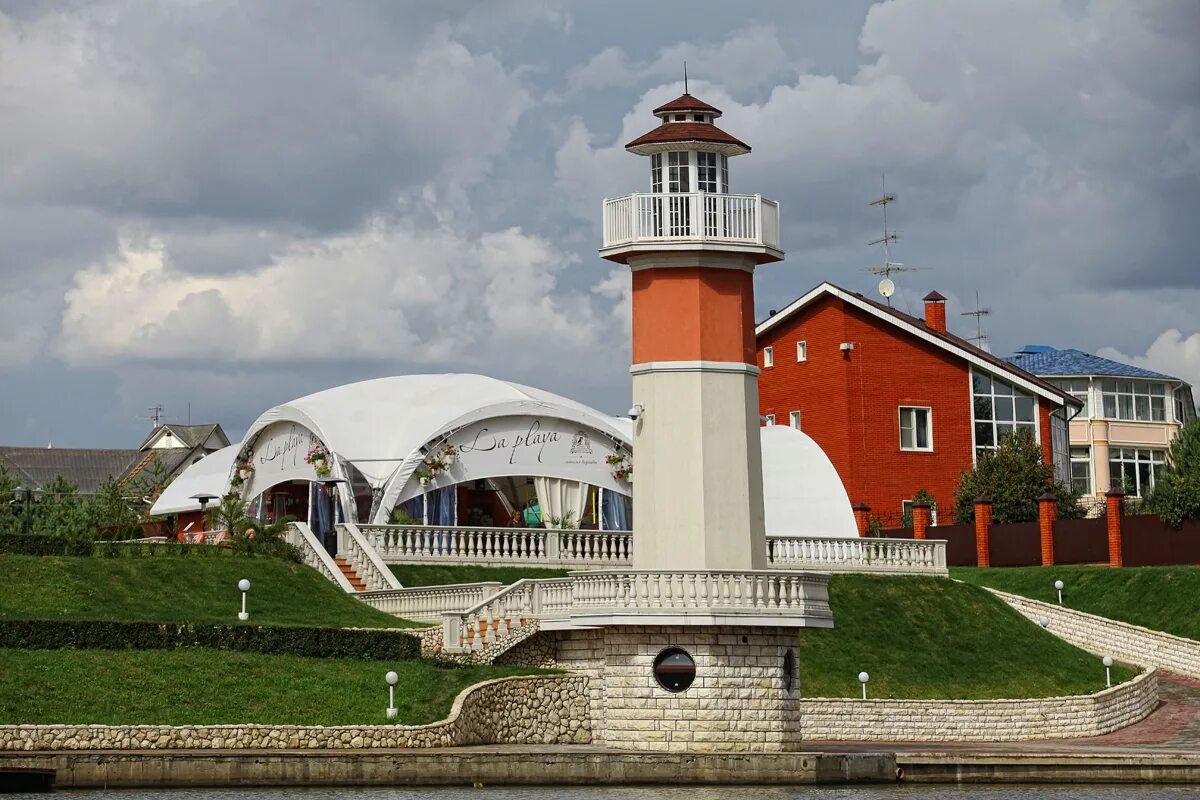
(952, 565, 1200, 641)
(389, 564, 569, 587)
(0, 648, 544, 725)
(799, 575, 1136, 700)
(0, 554, 417, 628)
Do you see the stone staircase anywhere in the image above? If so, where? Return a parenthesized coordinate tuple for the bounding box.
(334, 558, 367, 592)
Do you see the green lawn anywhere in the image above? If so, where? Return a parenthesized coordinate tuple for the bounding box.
(800, 575, 1136, 700)
(0, 648, 546, 725)
(0, 554, 417, 628)
(389, 564, 569, 587)
(952, 565, 1200, 641)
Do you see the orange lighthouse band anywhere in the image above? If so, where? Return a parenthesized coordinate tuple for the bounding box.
(631, 266, 757, 365)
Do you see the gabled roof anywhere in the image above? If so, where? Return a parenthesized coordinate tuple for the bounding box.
(139, 423, 229, 451)
(756, 282, 1081, 409)
(0, 447, 139, 494)
(1006, 347, 1181, 383)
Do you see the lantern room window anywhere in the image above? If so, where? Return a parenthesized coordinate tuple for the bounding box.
(651, 153, 662, 193)
(697, 152, 718, 193)
(667, 151, 690, 192)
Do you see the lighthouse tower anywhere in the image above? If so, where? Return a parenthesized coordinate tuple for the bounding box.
(601, 93, 782, 571)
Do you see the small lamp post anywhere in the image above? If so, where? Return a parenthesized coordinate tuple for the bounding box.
(858, 671, 870, 700)
(1103, 656, 1113, 688)
(1054, 579, 1064, 605)
(237, 578, 251, 621)
(1038, 616, 1050, 629)
(385, 670, 399, 719)
(191, 493, 219, 533)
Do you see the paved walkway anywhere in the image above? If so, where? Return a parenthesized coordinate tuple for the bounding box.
(805, 673, 1200, 756)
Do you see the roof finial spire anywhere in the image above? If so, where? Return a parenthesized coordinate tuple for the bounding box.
(683, 61, 688, 95)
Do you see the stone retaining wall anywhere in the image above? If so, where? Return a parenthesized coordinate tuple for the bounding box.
(0, 674, 590, 751)
(987, 588, 1200, 680)
(799, 669, 1158, 742)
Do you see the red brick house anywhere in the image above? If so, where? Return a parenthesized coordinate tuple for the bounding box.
(755, 282, 1082, 525)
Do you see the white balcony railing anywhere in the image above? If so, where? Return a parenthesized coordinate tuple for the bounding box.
(602, 192, 780, 251)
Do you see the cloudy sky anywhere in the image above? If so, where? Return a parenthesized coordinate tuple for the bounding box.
(2, 0, 1198, 447)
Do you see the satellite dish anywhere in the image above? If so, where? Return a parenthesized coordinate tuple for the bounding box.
(878, 278, 896, 298)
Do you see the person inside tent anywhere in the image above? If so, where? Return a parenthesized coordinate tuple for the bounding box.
(522, 499, 542, 528)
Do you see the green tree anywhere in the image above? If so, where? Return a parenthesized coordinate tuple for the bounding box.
(31, 476, 90, 536)
(1144, 418, 1200, 528)
(954, 430, 1082, 524)
(84, 479, 143, 539)
(901, 488, 937, 528)
(0, 465, 20, 534)
(207, 492, 251, 534)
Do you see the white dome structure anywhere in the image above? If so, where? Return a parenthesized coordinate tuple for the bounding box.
(759, 425, 857, 539)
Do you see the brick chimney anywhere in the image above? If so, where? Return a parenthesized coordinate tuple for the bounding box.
(923, 291, 947, 334)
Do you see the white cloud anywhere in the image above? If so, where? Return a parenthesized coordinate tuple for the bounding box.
(567, 24, 795, 94)
(1098, 329, 1200, 393)
(56, 220, 616, 366)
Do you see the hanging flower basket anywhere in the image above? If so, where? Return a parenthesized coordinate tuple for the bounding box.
(606, 452, 632, 482)
(229, 460, 256, 488)
(305, 445, 332, 478)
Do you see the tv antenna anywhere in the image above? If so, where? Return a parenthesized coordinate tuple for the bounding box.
(864, 174, 923, 305)
(961, 291, 991, 350)
(147, 404, 164, 429)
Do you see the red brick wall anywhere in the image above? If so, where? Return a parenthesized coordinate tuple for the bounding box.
(758, 294, 1063, 525)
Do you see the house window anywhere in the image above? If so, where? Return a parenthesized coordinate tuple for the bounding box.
(1070, 446, 1092, 496)
(1100, 380, 1166, 422)
(789, 411, 801, 430)
(1109, 447, 1165, 497)
(764, 414, 776, 426)
(899, 407, 932, 451)
(763, 346, 774, 368)
(796, 340, 807, 362)
(972, 370, 1037, 459)
(1051, 378, 1090, 417)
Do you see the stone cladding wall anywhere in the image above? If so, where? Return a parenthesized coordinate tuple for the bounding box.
(536, 625, 802, 753)
(0, 675, 590, 751)
(413, 622, 544, 666)
(799, 669, 1158, 742)
(988, 588, 1200, 680)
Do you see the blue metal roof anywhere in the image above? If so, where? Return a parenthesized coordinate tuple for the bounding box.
(1006, 346, 1177, 381)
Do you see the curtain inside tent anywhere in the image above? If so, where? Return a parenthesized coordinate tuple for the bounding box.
(602, 490, 632, 531)
(399, 495, 425, 523)
(533, 477, 586, 528)
(310, 483, 334, 555)
(426, 487, 456, 526)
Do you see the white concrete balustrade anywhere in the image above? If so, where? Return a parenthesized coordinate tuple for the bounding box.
(284, 522, 355, 593)
(357, 582, 506, 623)
(354, 524, 945, 577)
(337, 523, 402, 591)
(356, 524, 632, 568)
(768, 536, 947, 575)
(602, 192, 780, 251)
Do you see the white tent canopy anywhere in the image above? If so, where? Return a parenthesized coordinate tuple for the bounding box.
(760, 425, 857, 539)
(149, 444, 239, 515)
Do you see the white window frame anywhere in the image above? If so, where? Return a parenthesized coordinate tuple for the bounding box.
(1069, 446, 1092, 496)
(796, 340, 807, 362)
(764, 414, 776, 426)
(899, 406, 933, 452)
(763, 346, 774, 368)
(789, 411, 801, 430)
(1100, 380, 1167, 423)
(970, 368, 1040, 461)
(1108, 447, 1165, 497)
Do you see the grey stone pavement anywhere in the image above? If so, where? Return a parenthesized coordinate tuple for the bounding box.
(802, 673, 1200, 757)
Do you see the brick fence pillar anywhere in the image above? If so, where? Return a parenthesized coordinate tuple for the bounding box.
(852, 503, 871, 538)
(1038, 491, 1057, 566)
(974, 498, 993, 568)
(912, 501, 931, 540)
(1106, 488, 1125, 567)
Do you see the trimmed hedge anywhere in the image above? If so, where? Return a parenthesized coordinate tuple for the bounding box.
(0, 619, 421, 661)
(0, 533, 92, 557)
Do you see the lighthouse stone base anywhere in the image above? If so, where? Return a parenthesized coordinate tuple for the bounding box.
(517, 625, 803, 752)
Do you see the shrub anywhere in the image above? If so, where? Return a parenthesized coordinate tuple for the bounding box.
(954, 430, 1082, 524)
(0, 533, 93, 557)
(0, 619, 421, 661)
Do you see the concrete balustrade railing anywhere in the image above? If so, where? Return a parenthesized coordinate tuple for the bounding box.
(443, 578, 573, 653)
(768, 536, 947, 575)
(355, 525, 944, 576)
(357, 582, 505, 623)
(285, 522, 355, 593)
(336, 523, 402, 592)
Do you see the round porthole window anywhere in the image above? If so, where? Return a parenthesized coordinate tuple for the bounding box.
(782, 649, 796, 694)
(653, 647, 696, 693)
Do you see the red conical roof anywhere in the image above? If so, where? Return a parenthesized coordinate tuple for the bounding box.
(652, 93, 723, 116)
